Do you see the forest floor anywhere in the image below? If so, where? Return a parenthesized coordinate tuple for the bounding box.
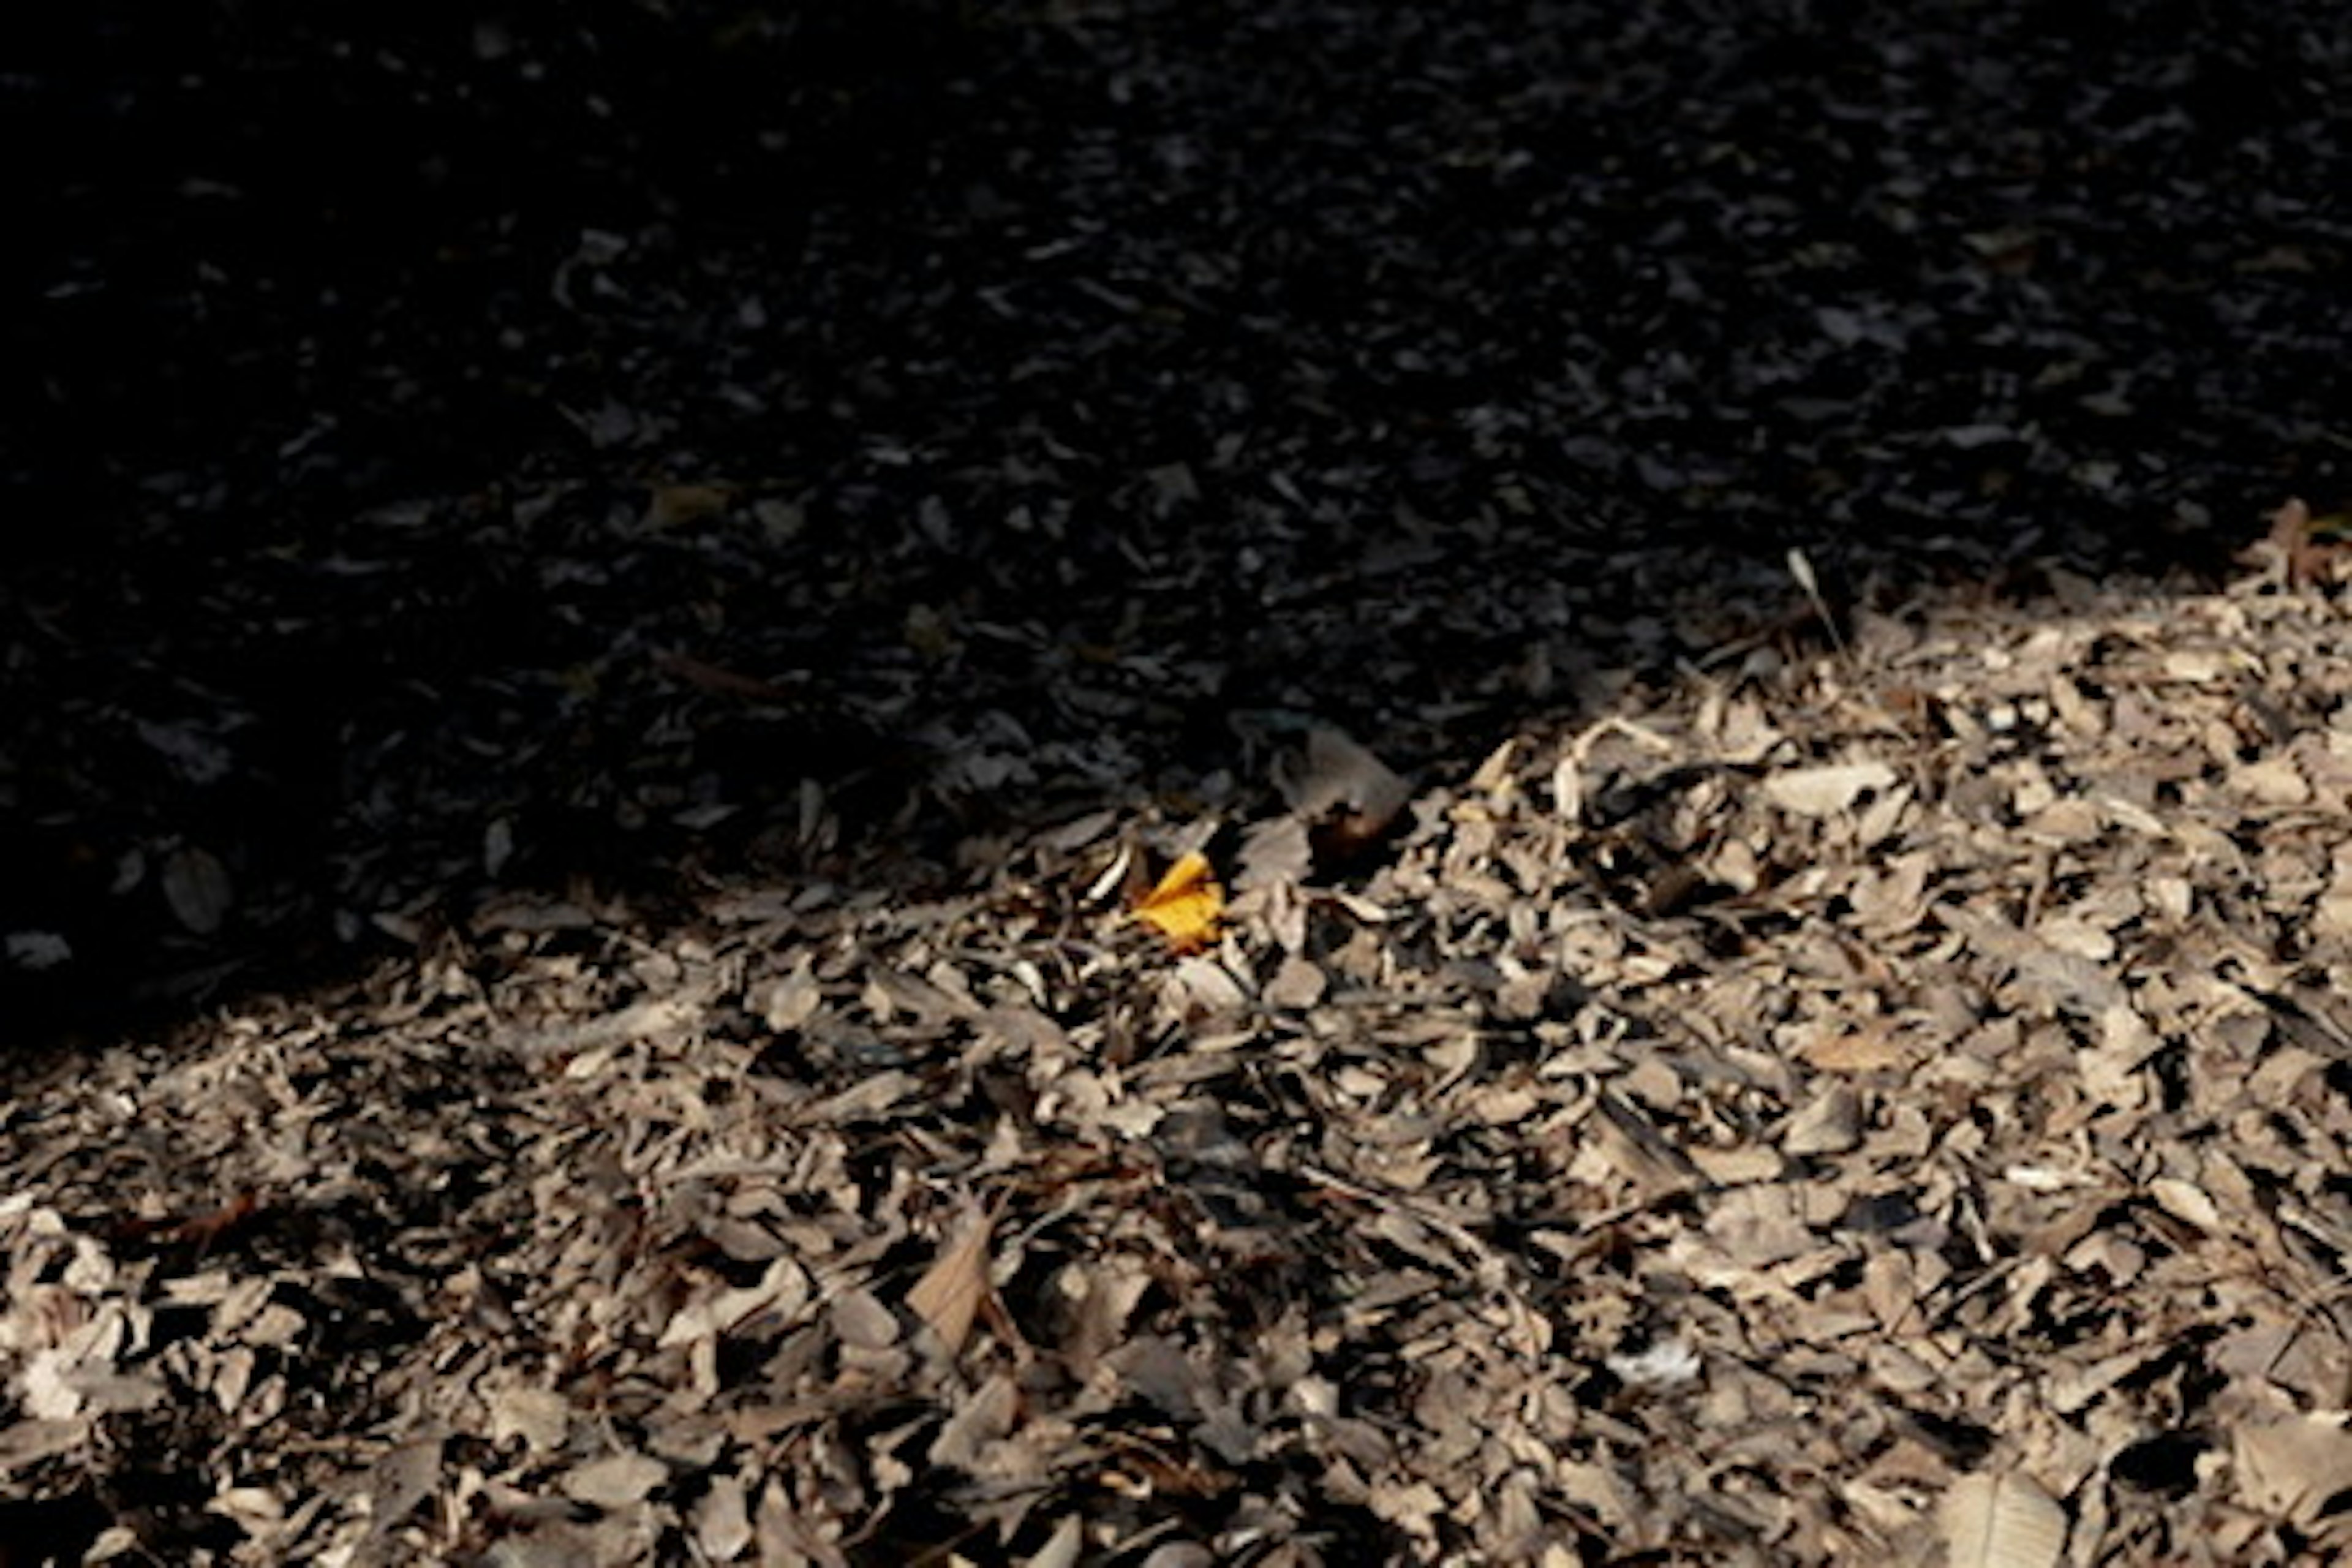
(4, 2, 2350, 1563)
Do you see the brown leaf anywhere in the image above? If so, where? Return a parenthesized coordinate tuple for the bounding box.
(2260, 496, 2325, 586)
(642, 480, 737, 530)
(649, 646, 801, 702)
(906, 1204, 994, 1355)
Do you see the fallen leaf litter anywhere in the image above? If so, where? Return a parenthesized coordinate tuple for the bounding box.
(6, 548, 2351, 1565)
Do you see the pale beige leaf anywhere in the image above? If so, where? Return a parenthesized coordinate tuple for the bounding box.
(485, 1385, 570, 1453)
(660, 1255, 812, 1349)
(927, 1371, 1019, 1471)
(2163, 649, 2225, 682)
(1237, 815, 1313, 887)
(693, 1472, 753, 1561)
(1468, 736, 1517, 793)
(1025, 1515, 1085, 1568)
(2232, 1413, 2352, 1526)
(1783, 1085, 1862, 1155)
(1762, 760, 1896, 816)
(1787, 546, 1820, 597)
(1939, 1470, 2066, 1568)
(2230, 755, 2310, 807)
(561, 1450, 668, 1509)
(1798, 1019, 1909, 1072)
(2147, 1176, 2223, 1234)
(1264, 953, 1328, 1010)
(1550, 750, 1585, 821)
(830, 1287, 900, 1351)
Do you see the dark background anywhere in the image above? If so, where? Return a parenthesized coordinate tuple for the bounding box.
(4, 0, 2346, 1049)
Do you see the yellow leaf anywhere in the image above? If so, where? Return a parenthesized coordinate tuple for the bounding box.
(1133, 850, 1224, 952)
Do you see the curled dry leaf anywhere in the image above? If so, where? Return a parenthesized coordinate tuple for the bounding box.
(2253, 496, 2352, 587)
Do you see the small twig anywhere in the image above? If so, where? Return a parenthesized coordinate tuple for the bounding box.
(1785, 546, 1849, 659)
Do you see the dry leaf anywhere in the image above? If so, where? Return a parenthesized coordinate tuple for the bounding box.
(927, 1372, 1019, 1471)
(485, 1386, 571, 1453)
(659, 1256, 812, 1349)
(2231, 1413, 2352, 1527)
(907, 1204, 994, 1355)
(1025, 1516, 1086, 1568)
(643, 480, 736, 529)
(650, 646, 800, 702)
(2253, 496, 2352, 587)
(363, 1438, 445, 1543)
(1782, 1085, 1862, 1155)
(2230, 755, 2309, 807)
(1133, 851, 1224, 952)
(1550, 749, 1586, 821)
(2147, 1176, 2223, 1234)
(1762, 760, 1896, 817)
(692, 1473, 754, 1561)
(1237, 815, 1313, 888)
(562, 1450, 670, 1509)
(1798, 1019, 1910, 1072)
(1278, 726, 1412, 862)
(1264, 953, 1327, 1010)
(1939, 1470, 2067, 1568)
(162, 844, 235, 935)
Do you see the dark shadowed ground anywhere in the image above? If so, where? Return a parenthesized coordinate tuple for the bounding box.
(4, 0, 2345, 1048)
